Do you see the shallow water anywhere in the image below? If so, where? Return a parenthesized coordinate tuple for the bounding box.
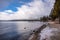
(40, 26, 60, 40)
(0, 21, 43, 40)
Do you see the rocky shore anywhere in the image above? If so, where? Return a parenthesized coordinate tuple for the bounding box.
(28, 22, 60, 40)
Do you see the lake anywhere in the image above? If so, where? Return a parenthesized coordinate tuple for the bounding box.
(0, 21, 44, 40)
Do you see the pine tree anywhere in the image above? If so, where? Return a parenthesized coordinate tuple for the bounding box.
(50, 0, 60, 23)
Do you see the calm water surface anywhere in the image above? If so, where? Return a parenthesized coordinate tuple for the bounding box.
(0, 21, 44, 40)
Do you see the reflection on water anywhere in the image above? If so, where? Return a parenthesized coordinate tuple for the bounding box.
(0, 22, 18, 40)
(0, 21, 43, 40)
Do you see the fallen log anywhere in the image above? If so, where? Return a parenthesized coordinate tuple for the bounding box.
(29, 24, 47, 40)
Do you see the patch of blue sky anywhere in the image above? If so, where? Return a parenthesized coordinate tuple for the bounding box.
(42, 0, 46, 2)
(20, 0, 33, 3)
(0, 0, 33, 12)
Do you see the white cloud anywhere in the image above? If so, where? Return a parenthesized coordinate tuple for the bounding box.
(0, 0, 55, 20)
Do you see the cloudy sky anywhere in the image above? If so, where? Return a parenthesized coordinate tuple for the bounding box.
(0, 0, 55, 20)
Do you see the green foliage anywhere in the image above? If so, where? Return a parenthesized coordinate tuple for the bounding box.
(49, 0, 60, 22)
(49, 9, 58, 21)
(40, 16, 48, 22)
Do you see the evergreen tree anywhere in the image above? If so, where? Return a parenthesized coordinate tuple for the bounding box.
(50, 0, 60, 23)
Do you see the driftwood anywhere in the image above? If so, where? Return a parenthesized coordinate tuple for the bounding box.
(29, 24, 47, 40)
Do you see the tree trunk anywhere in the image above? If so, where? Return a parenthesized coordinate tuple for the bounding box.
(59, 16, 60, 24)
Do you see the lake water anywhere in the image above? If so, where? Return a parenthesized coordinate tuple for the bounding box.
(0, 21, 44, 40)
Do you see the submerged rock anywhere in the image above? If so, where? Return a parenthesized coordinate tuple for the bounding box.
(40, 26, 60, 40)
